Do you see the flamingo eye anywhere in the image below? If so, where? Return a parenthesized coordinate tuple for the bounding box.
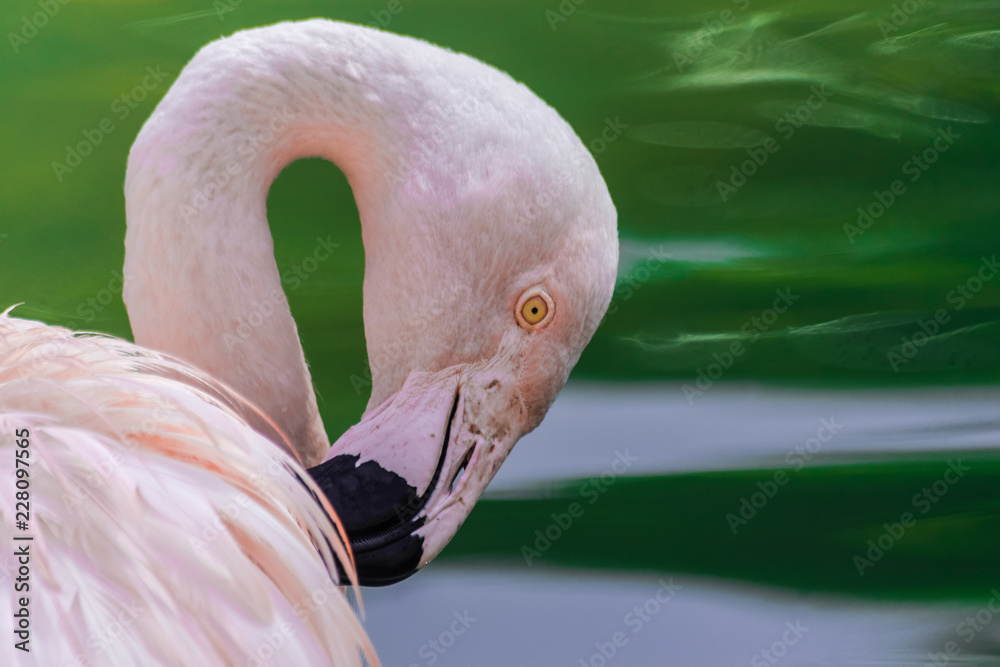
(516, 290, 553, 330)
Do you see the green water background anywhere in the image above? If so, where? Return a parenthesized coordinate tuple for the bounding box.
(2, 0, 999, 602)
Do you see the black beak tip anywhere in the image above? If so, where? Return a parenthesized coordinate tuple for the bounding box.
(306, 453, 428, 586)
(340, 533, 423, 586)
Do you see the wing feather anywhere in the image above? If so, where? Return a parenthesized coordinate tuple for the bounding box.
(0, 314, 377, 667)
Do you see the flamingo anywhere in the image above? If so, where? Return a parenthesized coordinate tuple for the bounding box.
(1, 19, 617, 666)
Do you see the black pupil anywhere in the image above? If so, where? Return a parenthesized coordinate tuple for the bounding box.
(531, 307, 538, 314)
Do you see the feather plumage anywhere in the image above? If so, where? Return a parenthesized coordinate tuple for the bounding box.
(0, 313, 376, 666)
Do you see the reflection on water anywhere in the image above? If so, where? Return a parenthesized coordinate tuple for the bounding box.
(364, 566, 1000, 666)
(366, 385, 1000, 664)
(627, 1, 1000, 113)
(627, 121, 773, 149)
(491, 384, 1000, 491)
(753, 99, 940, 140)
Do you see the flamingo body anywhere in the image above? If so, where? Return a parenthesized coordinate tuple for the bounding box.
(0, 313, 374, 665)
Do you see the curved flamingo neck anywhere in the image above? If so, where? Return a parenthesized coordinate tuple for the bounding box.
(123, 22, 408, 465)
(121, 20, 583, 467)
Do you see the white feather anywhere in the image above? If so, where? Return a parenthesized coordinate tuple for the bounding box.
(0, 313, 377, 667)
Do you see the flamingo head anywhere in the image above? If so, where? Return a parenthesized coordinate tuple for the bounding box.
(121, 20, 616, 587)
(307, 67, 618, 585)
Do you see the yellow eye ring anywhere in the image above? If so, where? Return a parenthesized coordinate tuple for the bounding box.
(515, 289, 554, 330)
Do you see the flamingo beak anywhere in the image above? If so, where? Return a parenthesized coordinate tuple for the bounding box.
(305, 369, 467, 586)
